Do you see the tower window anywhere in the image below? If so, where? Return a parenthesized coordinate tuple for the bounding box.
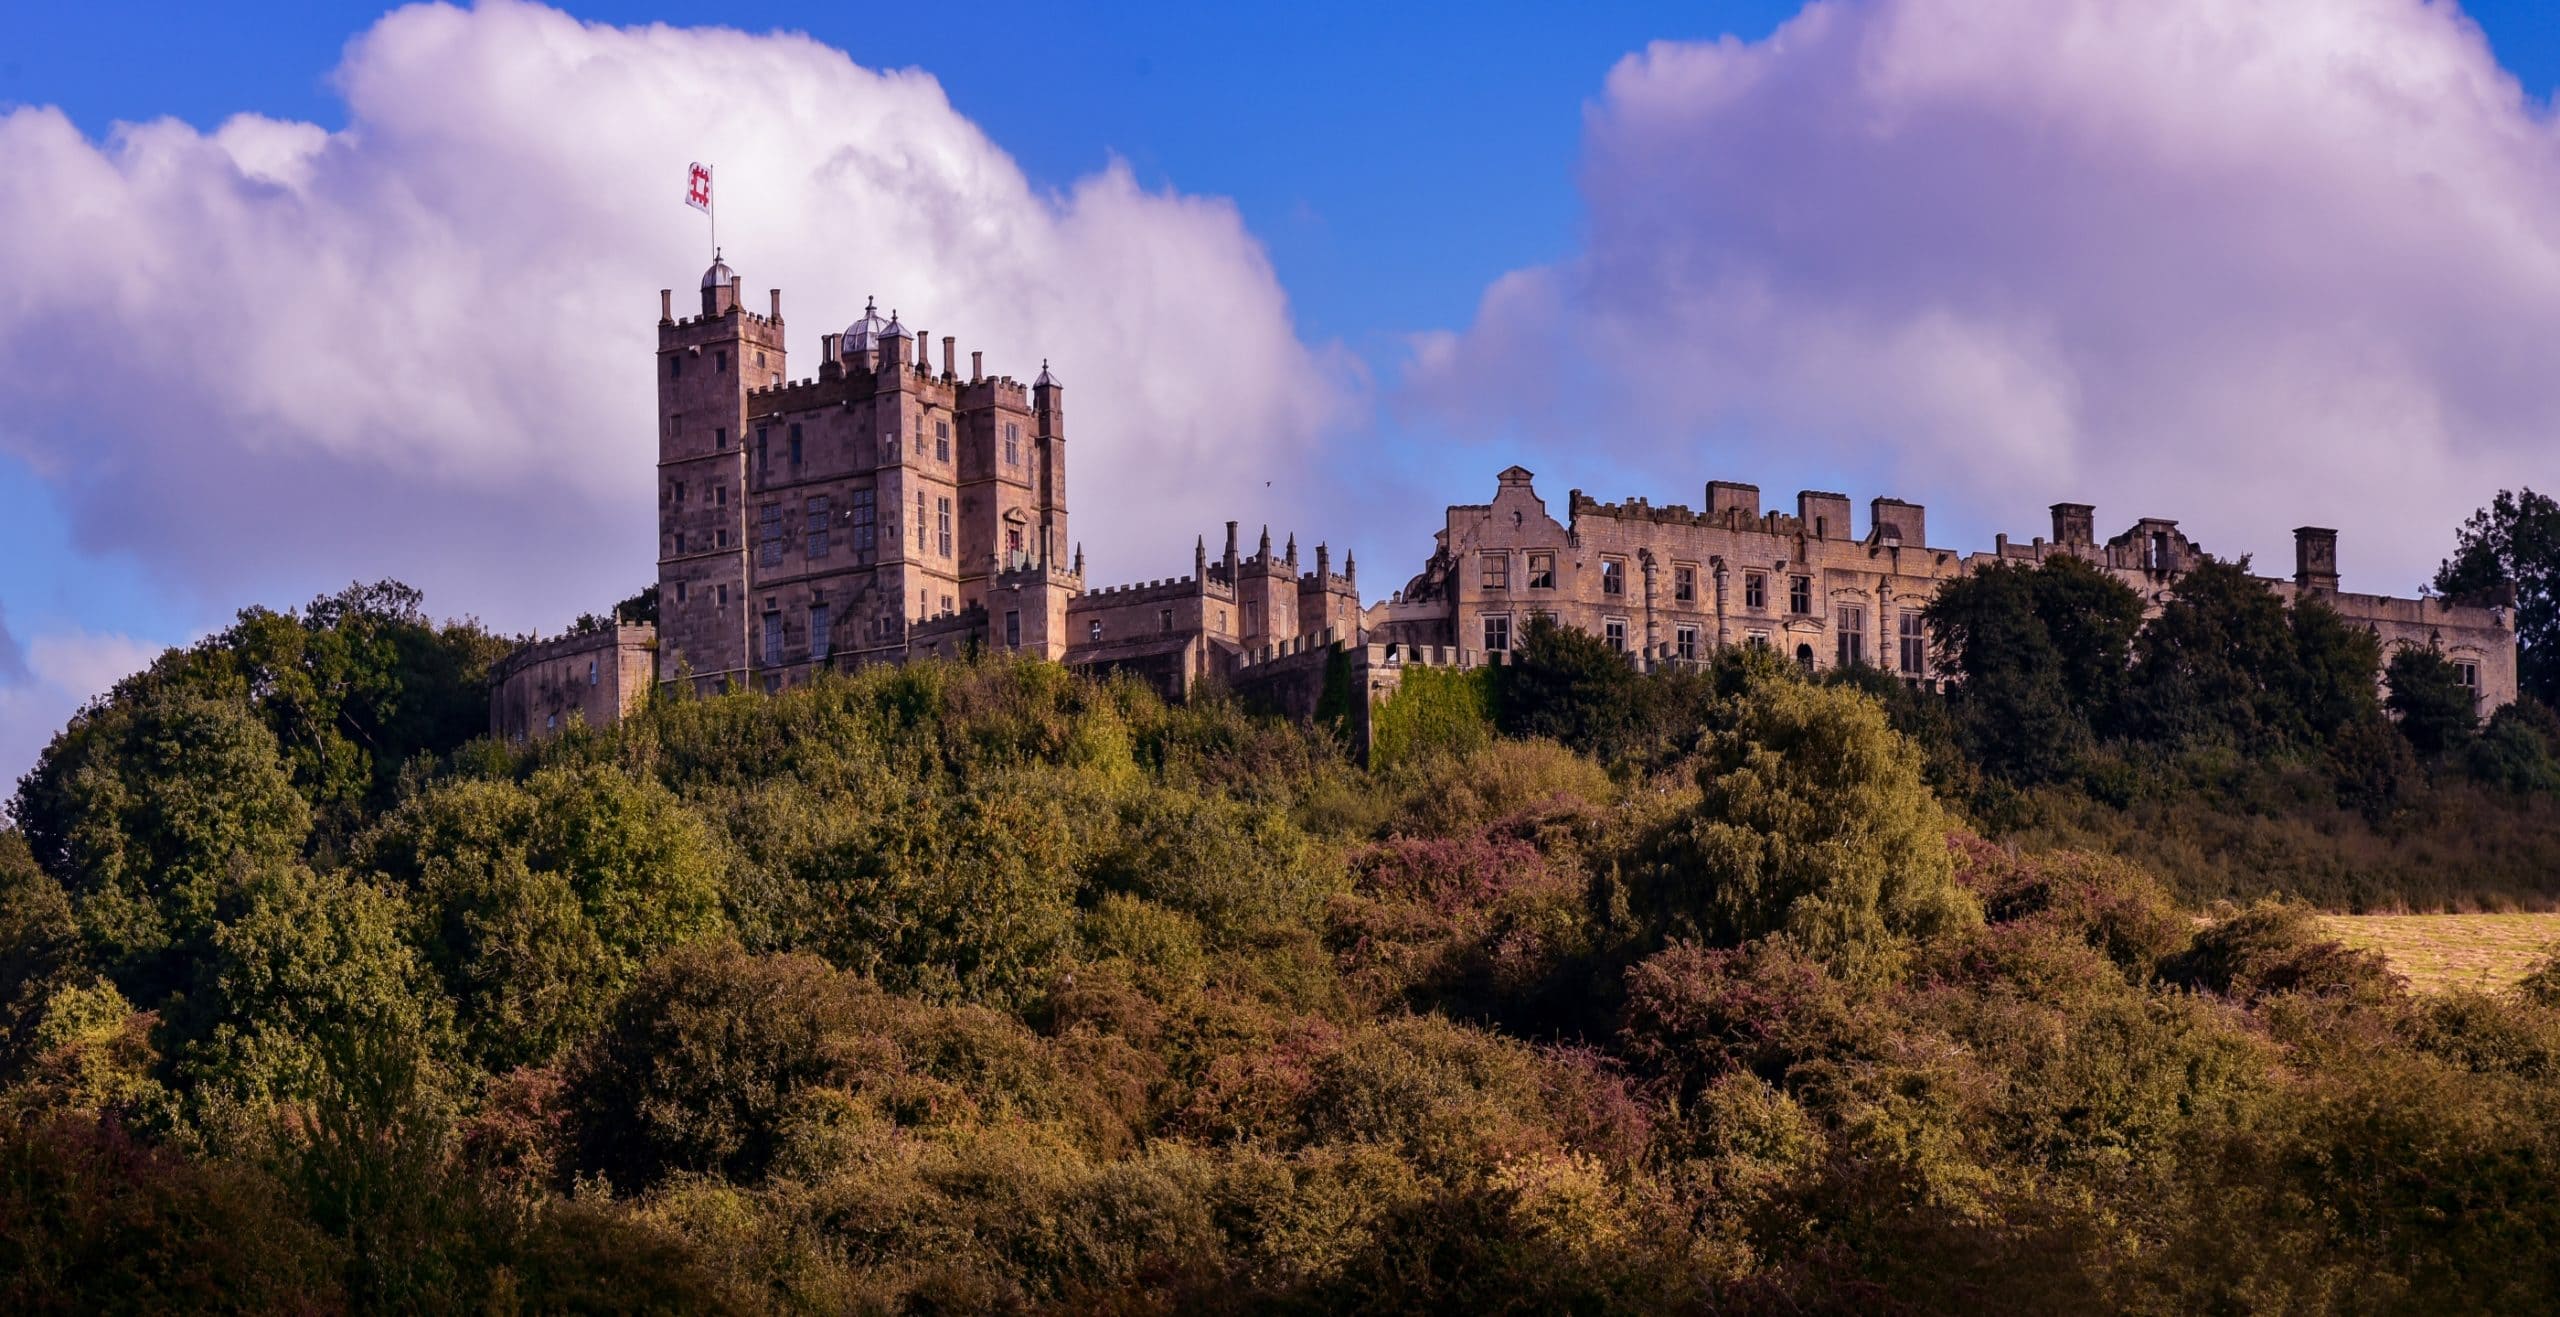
(716, 427, 728, 450)
(917, 492, 927, 552)
(676, 581, 687, 604)
(762, 613, 783, 665)
(670, 356, 682, 379)
(759, 503, 783, 567)
(1005, 610, 1022, 650)
(756, 350, 766, 367)
(811, 604, 832, 661)
(1005, 422, 1020, 468)
(1159, 608, 1174, 633)
(789, 424, 803, 468)
(936, 420, 950, 463)
(937, 497, 952, 558)
(1089, 619, 1103, 643)
(716, 485, 727, 507)
(807, 496, 831, 559)
(851, 488, 876, 552)
(757, 430, 768, 476)
(716, 349, 728, 373)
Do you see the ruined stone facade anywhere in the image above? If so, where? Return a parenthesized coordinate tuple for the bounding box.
(490, 259, 2519, 740)
(1369, 467, 2519, 715)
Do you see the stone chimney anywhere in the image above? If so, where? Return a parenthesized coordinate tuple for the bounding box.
(971, 350, 983, 382)
(769, 288, 782, 321)
(1224, 521, 1240, 573)
(2294, 526, 2340, 594)
(2050, 503, 2095, 546)
(660, 289, 673, 322)
(942, 336, 956, 378)
(1316, 543, 1331, 579)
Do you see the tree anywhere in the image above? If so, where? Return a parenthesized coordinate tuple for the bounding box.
(1926, 558, 2142, 782)
(11, 688, 312, 1002)
(2125, 558, 2308, 750)
(1497, 616, 1645, 759)
(568, 939, 869, 1189)
(2436, 488, 2560, 704)
(1626, 681, 1980, 968)
(356, 768, 725, 1073)
(2384, 645, 2479, 762)
(571, 583, 658, 634)
(164, 864, 454, 1127)
(2289, 599, 2385, 740)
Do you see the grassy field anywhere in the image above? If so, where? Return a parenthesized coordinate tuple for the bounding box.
(2320, 914, 2560, 993)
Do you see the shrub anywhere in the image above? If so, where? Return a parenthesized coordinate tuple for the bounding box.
(569, 940, 877, 1189)
(1625, 681, 1979, 966)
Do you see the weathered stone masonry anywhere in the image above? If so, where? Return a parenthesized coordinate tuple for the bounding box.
(489, 257, 2519, 740)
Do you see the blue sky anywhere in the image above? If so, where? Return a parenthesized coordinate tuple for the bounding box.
(4, 0, 2560, 782)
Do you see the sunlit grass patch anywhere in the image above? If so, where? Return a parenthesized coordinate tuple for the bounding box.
(2319, 913, 2560, 993)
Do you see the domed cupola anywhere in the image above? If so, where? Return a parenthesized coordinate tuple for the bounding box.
(842, 295, 889, 356)
(698, 247, 738, 315)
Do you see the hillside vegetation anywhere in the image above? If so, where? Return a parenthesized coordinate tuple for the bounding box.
(5, 553, 2560, 1310)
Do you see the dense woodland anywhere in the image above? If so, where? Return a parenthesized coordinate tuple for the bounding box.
(7, 495, 2560, 1312)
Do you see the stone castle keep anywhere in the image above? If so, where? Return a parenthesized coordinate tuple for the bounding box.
(489, 254, 2520, 740)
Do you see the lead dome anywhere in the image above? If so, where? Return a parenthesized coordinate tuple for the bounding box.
(843, 296, 889, 353)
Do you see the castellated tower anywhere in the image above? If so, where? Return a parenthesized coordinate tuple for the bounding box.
(657, 251, 786, 688)
(651, 259, 1077, 694)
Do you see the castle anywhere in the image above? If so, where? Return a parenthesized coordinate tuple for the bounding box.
(488, 255, 2519, 740)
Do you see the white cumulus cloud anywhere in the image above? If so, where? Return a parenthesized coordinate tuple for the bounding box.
(0, 0, 1354, 632)
(1405, 0, 2560, 589)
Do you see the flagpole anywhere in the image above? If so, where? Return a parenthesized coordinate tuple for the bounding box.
(708, 164, 715, 258)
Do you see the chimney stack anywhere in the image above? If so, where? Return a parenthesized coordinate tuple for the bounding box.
(660, 289, 673, 322)
(971, 350, 983, 382)
(942, 336, 956, 378)
(770, 288, 782, 321)
(1316, 543, 1331, 579)
(2294, 526, 2341, 594)
(1224, 521, 1240, 572)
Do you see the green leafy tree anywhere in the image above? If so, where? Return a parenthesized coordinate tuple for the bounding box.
(164, 864, 454, 1128)
(2436, 488, 2560, 704)
(357, 767, 725, 1072)
(0, 833, 86, 1083)
(1497, 616, 1645, 759)
(568, 939, 868, 1189)
(2125, 558, 2309, 750)
(1925, 557, 2141, 782)
(2289, 598, 2386, 739)
(2384, 645, 2479, 761)
(1627, 680, 1980, 968)
(12, 689, 311, 1001)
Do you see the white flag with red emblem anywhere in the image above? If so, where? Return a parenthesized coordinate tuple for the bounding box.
(686, 162, 713, 213)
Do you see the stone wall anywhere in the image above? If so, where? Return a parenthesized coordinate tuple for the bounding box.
(491, 625, 657, 741)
